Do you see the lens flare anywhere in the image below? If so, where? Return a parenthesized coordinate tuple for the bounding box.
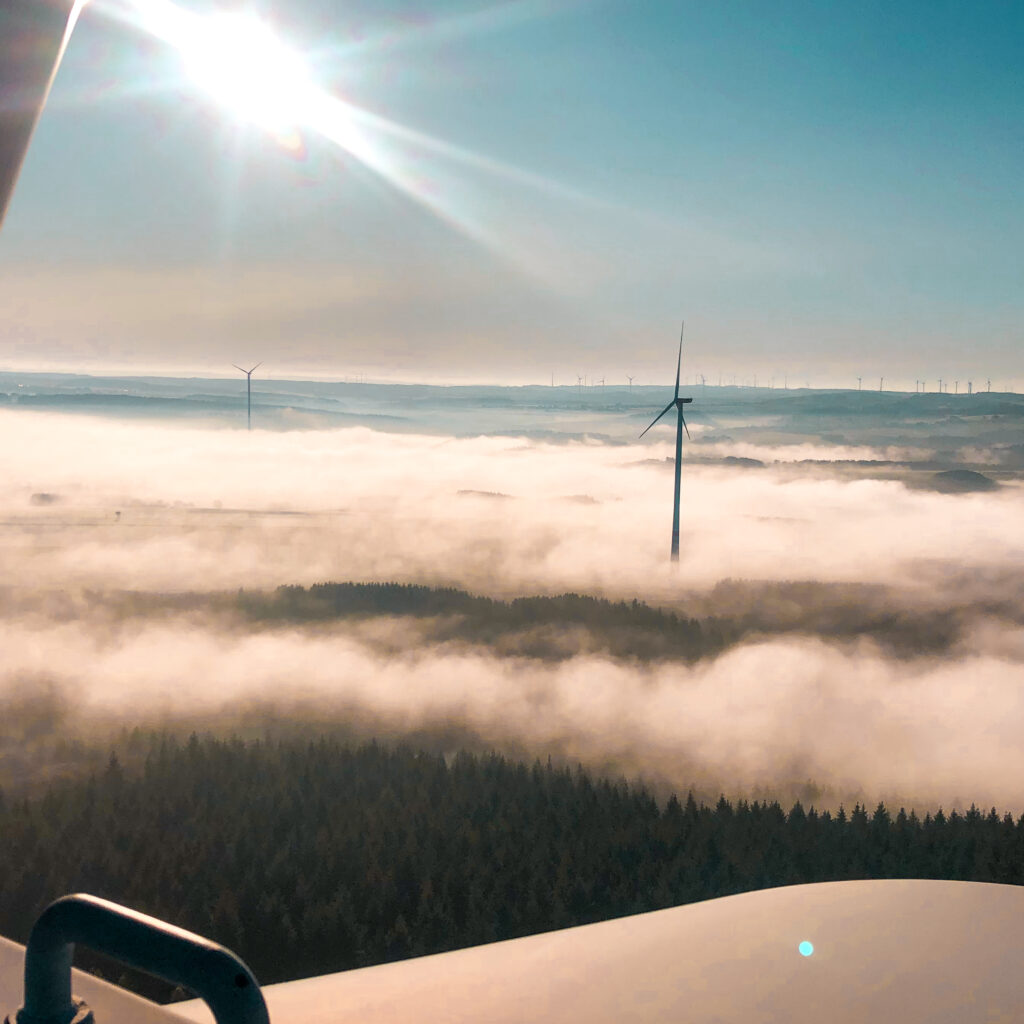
(798, 940, 814, 957)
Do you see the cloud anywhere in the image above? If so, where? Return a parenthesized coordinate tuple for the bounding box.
(2, 408, 1024, 812)
(3, 615, 1024, 812)
(2, 409, 1023, 597)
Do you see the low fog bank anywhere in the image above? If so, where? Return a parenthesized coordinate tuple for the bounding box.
(3, 608, 1024, 813)
(3, 410, 1024, 602)
(2, 410, 1024, 813)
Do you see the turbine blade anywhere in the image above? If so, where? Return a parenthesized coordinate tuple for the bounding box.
(0, 0, 84, 231)
(640, 401, 675, 438)
(232, 365, 246, 373)
(674, 320, 684, 400)
(249, 362, 263, 373)
(680, 412, 691, 441)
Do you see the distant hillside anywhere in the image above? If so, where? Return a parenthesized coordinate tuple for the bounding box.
(234, 582, 727, 662)
(4, 370, 1023, 447)
(28, 578, 984, 666)
(231, 580, 979, 660)
(925, 469, 1000, 493)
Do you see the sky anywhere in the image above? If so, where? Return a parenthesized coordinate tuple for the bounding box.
(0, 0, 1021, 385)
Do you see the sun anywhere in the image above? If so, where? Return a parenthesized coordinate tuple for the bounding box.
(179, 13, 312, 146)
(119, 0, 316, 150)
(104, 0, 579, 268)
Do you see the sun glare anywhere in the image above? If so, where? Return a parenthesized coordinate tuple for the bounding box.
(180, 13, 312, 147)
(102, 0, 589, 272)
(116, 0, 316, 150)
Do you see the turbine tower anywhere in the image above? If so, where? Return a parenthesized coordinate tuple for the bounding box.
(640, 321, 693, 563)
(233, 362, 262, 431)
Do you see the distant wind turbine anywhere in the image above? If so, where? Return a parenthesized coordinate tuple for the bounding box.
(640, 321, 693, 563)
(233, 362, 262, 430)
(627, 375, 634, 391)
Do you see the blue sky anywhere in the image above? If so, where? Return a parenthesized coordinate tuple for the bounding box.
(0, 0, 1020, 387)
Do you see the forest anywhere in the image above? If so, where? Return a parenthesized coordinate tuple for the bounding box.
(69, 577, 971, 663)
(1, 733, 1022, 1000)
(237, 582, 727, 660)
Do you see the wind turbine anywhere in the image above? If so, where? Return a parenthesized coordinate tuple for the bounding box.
(233, 362, 262, 430)
(640, 321, 693, 563)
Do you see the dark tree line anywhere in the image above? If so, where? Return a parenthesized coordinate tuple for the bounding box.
(1, 734, 1022, 998)
(58, 580, 967, 662)
(234, 582, 728, 661)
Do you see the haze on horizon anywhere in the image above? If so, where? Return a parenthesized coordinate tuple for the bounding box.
(0, 0, 1021, 387)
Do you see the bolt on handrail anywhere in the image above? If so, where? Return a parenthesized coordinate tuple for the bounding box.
(6, 893, 269, 1024)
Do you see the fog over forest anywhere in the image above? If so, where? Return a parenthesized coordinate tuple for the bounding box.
(2, 378, 1024, 811)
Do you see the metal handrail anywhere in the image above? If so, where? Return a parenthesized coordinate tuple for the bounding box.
(7, 894, 269, 1024)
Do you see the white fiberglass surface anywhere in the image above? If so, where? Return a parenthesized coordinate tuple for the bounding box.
(171, 878, 1022, 1024)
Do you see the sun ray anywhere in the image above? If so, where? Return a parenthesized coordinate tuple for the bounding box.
(92, 0, 603, 274)
(318, 0, 587, 63)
